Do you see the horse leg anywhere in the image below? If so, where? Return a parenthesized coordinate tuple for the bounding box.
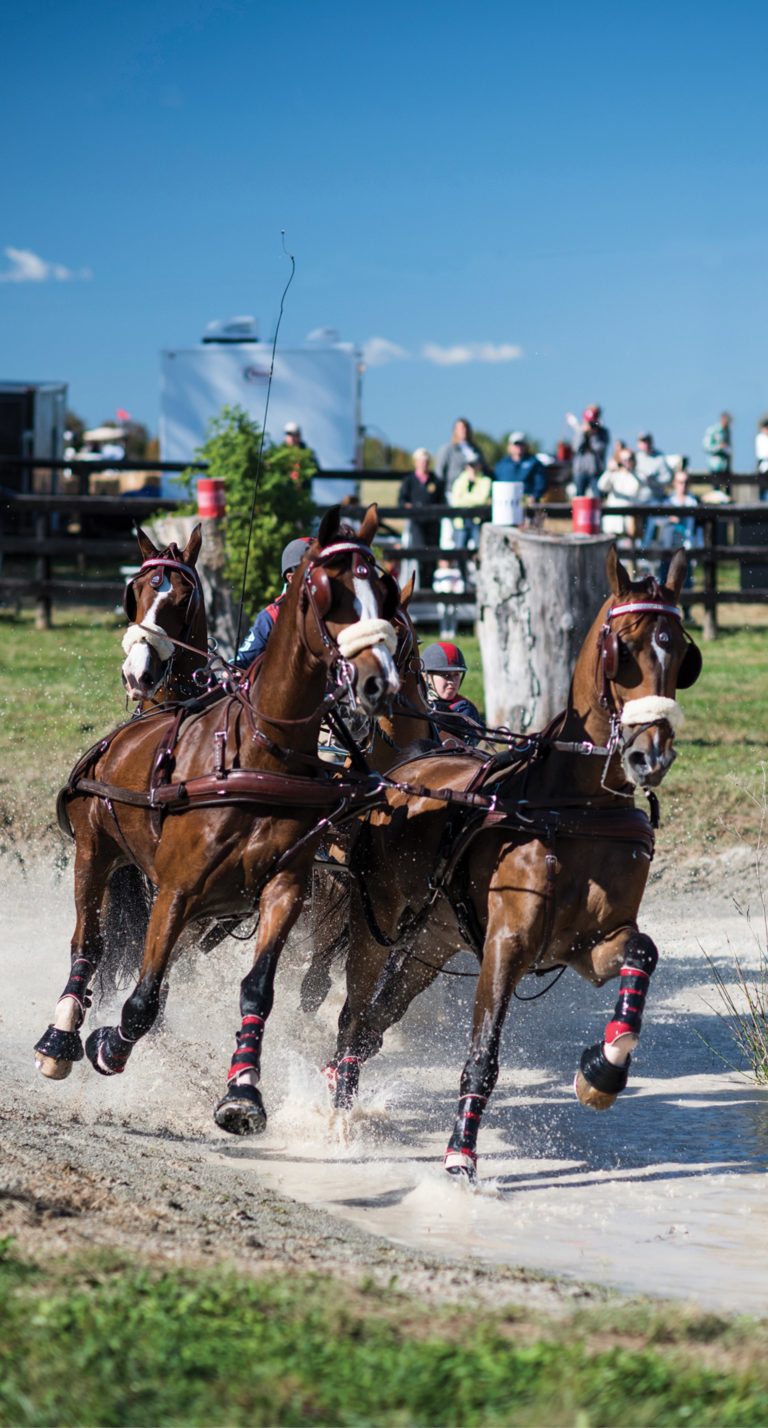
(444, 909, 536, 1180)
(573, 929, 659, 1110)
(34, 830, 112, 1080)
(214, 867, 308, 1136)
(84, 888, 187, 1078)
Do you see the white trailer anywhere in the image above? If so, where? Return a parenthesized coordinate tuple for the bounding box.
(159, 336, 360, 504)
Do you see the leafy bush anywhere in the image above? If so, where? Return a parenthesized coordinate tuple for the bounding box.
(177, 405, 316, 617)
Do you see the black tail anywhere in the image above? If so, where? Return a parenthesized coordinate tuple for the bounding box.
(95, 864, 154, 1007)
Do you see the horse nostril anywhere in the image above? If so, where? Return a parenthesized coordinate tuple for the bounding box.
(362, 674, 385, 705)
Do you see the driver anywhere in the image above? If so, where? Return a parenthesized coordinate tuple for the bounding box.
(233, 537, 312, 669)
(421, 641, 483, 745)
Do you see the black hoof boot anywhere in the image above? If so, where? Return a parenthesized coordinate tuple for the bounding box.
(214, 1083, 267, 1136)
(333, 1055, 360, 1110)
(574, 1041, 630, 1110)
(34, 1025, 84, 1080)
(85, 1025, 133, 1077)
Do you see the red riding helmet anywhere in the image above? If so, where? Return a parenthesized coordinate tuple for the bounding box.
(421, 641, 467, 675)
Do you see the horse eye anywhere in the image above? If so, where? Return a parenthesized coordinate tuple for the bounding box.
(150, 573, 163, 589)
(657, 630, 670, 645)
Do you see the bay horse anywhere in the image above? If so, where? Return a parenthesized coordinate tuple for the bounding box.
(328, 549, 702, 1179)
(33, 506, 401, 1135)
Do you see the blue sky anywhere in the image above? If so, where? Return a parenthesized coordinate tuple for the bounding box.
(3, 0, 768, 466)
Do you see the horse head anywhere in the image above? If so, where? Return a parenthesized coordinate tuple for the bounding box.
(298, 504, 401, 718)
(595, 546, 702, 788)
(121, 525, 205, 702)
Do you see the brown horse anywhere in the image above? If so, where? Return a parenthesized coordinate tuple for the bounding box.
(120, 525, 209, 705)
(328, 549, 702, 1178)
(33, 506, 401, 1134)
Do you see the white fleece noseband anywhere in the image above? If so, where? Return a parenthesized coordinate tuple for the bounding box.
(336, 618, 397, 659)
(122, 622, 175, 663)
(621, 696, 685, 732)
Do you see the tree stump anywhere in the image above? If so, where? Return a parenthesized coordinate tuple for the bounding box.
(476, 527, 614, 731)
(145, 514, 239, 661)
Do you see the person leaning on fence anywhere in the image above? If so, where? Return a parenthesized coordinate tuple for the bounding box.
(434, 417, 483, 497)
(493, 432, 548, 500)
(634, 432, 672, 501)
(755, 417, 768, 479)
(398, 448, 444, 589)
(233, 537, 313, 669)
(421, 641, 483, 746)
(450, 453, 492, 549)
(597, 444, 643, 542)
(644, 459, 701, 588)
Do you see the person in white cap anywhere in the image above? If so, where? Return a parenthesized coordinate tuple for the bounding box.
(493, 432, 548, 500)
(280, 421, 320, 477)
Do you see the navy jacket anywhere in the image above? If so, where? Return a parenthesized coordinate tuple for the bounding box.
(233, 594, 285, 669)
(493, 454, 548, 500)
(433, 694, 483, 746)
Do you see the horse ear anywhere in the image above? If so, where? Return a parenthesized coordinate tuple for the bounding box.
(399, 572, 415, 609)
(317, 506, 341, 549)
(665, 549, 688, 601)
(136, 526, 159, 562)
(182, 523, 203, 567)
(606, 544, 631, 597)
(358, 503, 379, 547)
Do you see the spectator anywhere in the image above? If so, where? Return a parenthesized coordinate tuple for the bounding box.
(703, 412, 732, 488)
(645, 459, 701, 586)
(598, 445, 643, 541)
(567, 405, 610, 496)
(755, 417, 768, 475)
(494, 432, 548, 501)
(434, 417, 483, 497)
(281, 420, 319, 482)
(398, 448, 444, 589)
(450, 452, 492, 548)
(635, 432, 672, 501)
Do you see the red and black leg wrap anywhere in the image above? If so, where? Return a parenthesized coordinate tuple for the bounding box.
(60, 957, 95, 1020)
(227, 1015, 265, 1084)
(445, 1093, 487, 1163)
(604, 933, 658, 1047)
(333, 1055, 361, 1110)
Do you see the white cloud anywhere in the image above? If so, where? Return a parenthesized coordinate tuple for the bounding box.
(422, 341, 523, 366)
(0, 246, 91, 283)
(362, 336, 410, 367)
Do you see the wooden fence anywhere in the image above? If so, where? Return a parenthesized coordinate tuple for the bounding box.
(1, 464, 767, 638)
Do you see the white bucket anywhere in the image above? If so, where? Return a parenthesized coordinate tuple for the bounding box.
(492, 480, 524, 525)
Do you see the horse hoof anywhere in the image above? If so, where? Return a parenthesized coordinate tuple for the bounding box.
(573, 1069, 618, 1111)
(33, 1025, 83, 1079)
(214, 1084, 267, 1136)
(35, 1052, 73, 1080)
(443, 1148, 477, 1182)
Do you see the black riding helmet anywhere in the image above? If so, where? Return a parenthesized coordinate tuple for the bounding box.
(421, 641, 467, 676)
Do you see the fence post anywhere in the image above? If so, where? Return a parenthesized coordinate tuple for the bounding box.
(34, 509, 51, 630)
(702, 511, 718, 640)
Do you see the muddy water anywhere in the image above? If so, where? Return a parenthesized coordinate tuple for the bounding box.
(5, 858, 768, 1313)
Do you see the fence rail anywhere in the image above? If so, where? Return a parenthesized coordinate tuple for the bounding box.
(1, 476, 767, 637)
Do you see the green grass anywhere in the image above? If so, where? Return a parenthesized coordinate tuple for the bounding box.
(1, 1245, 768, 1427)
(0, 609, 766, 854)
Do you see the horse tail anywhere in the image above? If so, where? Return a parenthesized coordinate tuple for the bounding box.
(95, 864, 154, 1008)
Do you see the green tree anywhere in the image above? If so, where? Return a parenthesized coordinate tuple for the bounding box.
(178, 406, 315, 613)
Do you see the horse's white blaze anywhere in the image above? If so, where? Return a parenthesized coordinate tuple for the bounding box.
(121, 578, 174, 694)
(351, 575, 399, 689)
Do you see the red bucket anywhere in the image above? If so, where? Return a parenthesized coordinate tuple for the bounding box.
(571, 495, 601, 536)
(197, 477, 226, 519)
